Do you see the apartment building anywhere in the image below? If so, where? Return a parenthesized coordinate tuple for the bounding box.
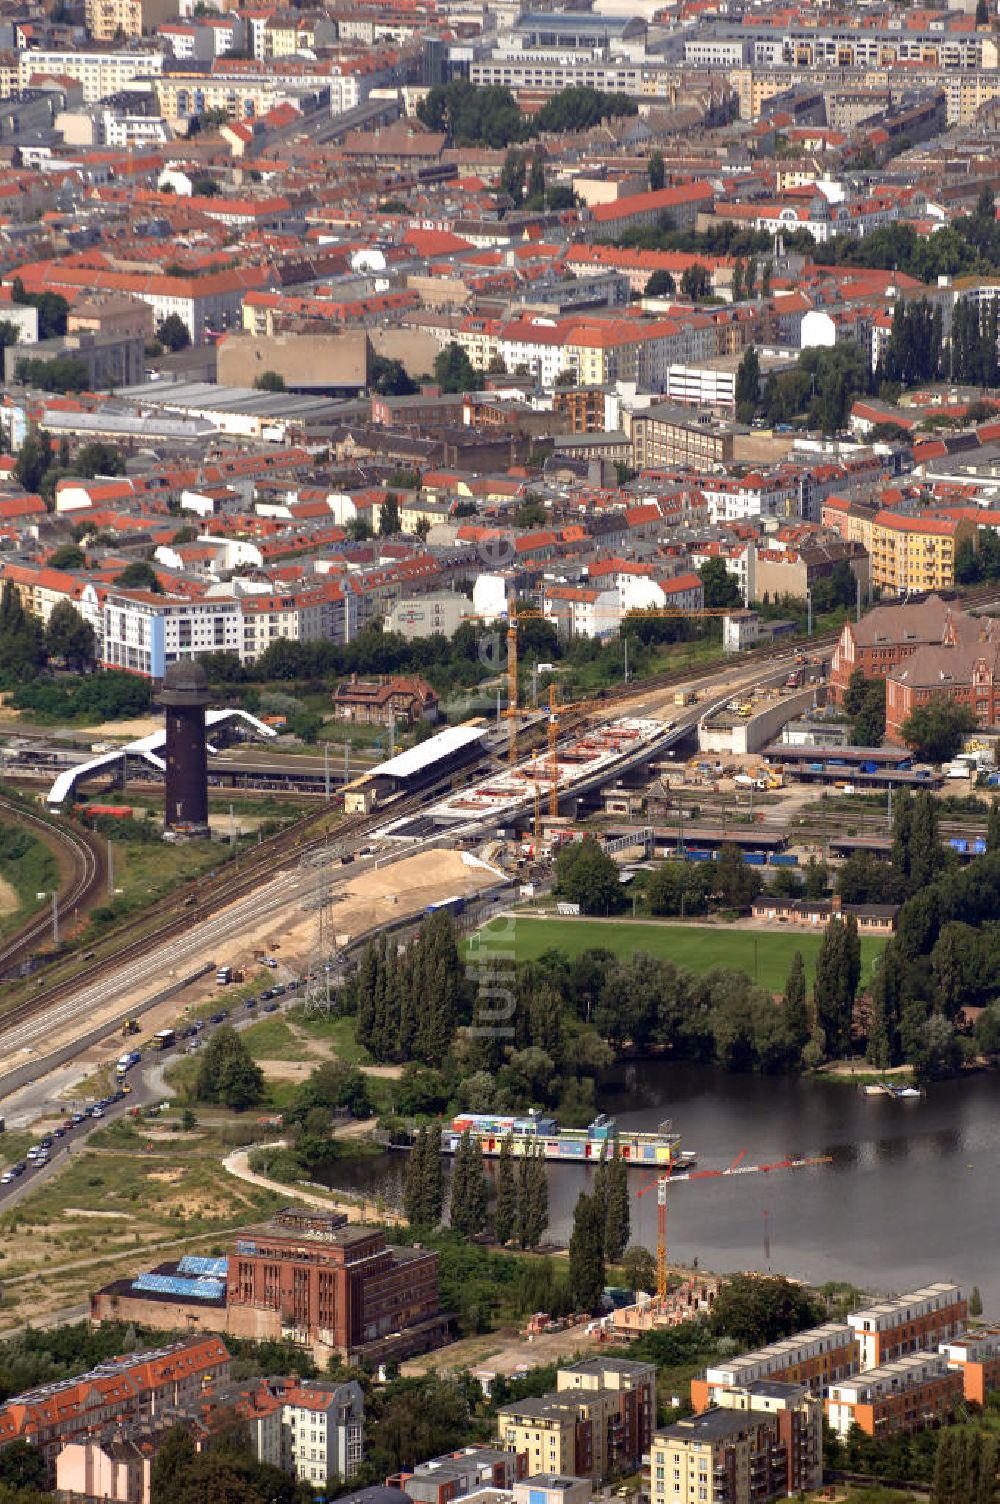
(649, 1395, 815, 1504)
(556, 1359, 656, 1471)
(717, 1384, 823, 1497)
(885, 621, 1000, 741)
(0, 1339, 231, 1466)
(498, 1359, 655, 1482)
(16, 49, 164, 103)
(827, 1354, 962, 1439)
(85, 0, 176, 40)
(848, 1284, 968, 1370)
(630, 405, 735, 471)
(102, 591, 242, 678)
(868, 511, 972, 595)
(280, 1380, 364, 1486)
(391, 1445, 526, 1504)
(543, 584, 620, 640)
(691, 1323, 858, 1412)
(940, 1330, 1000, 1405)
(700, 473, 800, 525)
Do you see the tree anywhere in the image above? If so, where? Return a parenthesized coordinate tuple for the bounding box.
(449, 1130, 488, 1238)
(194, 1025, 265, 1110)
(709, 1273, 822, 1348)
(151, 1424, 198, 1504)
(554, 834, 624, 915)
(644, 269, 676, 298)
(680, 263, 712, 301)
(852, 678, 886, 747)
(157, 314, 190, 351)
(813, 916, 858, 1059)
(47, 544, 85, 570)
(379, 494, 401, 537)
(433, 342, 480, 394)
(75, 441, 125, 477)
(12, 282, 69, 339)
(500, 148, 526, 208)
(568, 1189, 606, 1312)
(735, 345, 760, 421)
(0, 1441, 48, 1492)
(114, 560, 162, 593)
(370, 354, 417, 396)
(0, 580, 45, 682)
(900, 695, 977, 763)
(970, 1283, 983, 1317)
(648, 151, 665, 192)
(602, 1148, 629, 1262)
(714, 843, 762, 910)
(515, 1145, 548, 1249)
(782, 951, 810, 1060)
(621, 1244, 656, 1293)
(45, 599, 95, 671)
(699, 556, 742, 609)
(14, 432, 53, 494)
(253, 370, 285, 391)
(494, 1135, 516, 1244)
(404, 1125, 444, 1230)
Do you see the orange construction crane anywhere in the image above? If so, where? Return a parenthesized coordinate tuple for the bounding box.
(637, 1150, 832, 1305)
(548, 683, 559, 817)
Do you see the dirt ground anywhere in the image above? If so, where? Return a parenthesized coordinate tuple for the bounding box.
(266, 848, 503, 971)
(401, 1317, 606, 1380)
(0, 875, 18, 915)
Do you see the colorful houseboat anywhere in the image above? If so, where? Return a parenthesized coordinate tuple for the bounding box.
(441, 1111, 690, 1167)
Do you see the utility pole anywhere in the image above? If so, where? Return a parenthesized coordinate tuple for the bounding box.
(856, 573, 862, 623)
(107, 839, 114, 899)
(343, 741, 349, 785)
(229, 803, 236, 848)
(624, 635, 629, 685)
(324, 741, 330, 801)
(389, 712, 396, 758)
(51, 890, 59, 946)
(806, 589, 813, 638)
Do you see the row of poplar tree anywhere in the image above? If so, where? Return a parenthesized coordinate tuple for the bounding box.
(403, 1125, 632, 1289)
(403, 1126, 549, 1246)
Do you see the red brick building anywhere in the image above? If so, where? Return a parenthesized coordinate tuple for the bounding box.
(884, 616, 1000, 744)
(830, 595, 962, 704)
(228, 1209, 446, 1361)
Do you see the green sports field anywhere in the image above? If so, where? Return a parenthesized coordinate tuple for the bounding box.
(468, 917, 887, 993)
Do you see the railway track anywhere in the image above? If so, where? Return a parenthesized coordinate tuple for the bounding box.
(0, 800, 103, 975)
(0, 622, 859, 1049)
(0, 766, 467, 1042)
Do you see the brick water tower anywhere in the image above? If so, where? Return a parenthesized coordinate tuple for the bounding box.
(159, 659, 211, 837)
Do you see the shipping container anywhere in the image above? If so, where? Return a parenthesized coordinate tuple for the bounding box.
(768, 853, 800, 867)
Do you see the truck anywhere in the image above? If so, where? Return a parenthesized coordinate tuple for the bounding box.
(121, 1019, 140, 1037)
(216, 966, 231, 985)
(116, 1049, 141, 1078)
(674, 690, 696, 706)
(945, 761, 972, 780)
(152, 1028, 176, 1052)
(785, 670, 803, 689)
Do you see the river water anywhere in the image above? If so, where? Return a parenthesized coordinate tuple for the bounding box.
(323, 1061, 1000, 1307)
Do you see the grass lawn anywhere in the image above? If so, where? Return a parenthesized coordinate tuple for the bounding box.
(286, 1008, 375, 1066)
(468, 917, 888, 994)
(241, 1016, 314, 1061)
(0, 1120, 282, 1331)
